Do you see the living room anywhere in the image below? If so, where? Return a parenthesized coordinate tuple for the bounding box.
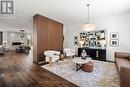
(0, 29, 32, 54)
(0, 0, 130, 87)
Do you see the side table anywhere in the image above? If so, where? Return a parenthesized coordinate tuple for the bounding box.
(60, 54, 64, 61)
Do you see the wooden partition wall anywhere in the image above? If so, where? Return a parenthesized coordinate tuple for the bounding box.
(33, 14, 63, 63)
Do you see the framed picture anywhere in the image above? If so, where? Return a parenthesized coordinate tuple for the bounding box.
(74, 36, 78, 46)
(110, 32, 119, 39)
(80, 32, 83, 38)
(110, 40, 119, 47)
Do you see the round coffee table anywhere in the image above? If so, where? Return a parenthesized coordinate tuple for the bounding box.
(72, 57, 92, 71)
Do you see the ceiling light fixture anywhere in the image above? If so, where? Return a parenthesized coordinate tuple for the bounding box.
(82, 4, 95, 31)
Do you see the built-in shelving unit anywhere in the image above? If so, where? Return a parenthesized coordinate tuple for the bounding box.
(79, 30, 106, 48)
(78, 30, 107, 61)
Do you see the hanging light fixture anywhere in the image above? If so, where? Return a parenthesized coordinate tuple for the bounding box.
(82, 4, 95, 31)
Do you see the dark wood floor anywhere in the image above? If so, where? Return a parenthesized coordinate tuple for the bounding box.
(0, 50, 78, 87)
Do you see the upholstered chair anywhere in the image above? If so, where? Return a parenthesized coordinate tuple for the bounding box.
(63, 48, 76, 58)
(0, 45, 5, 55)
(44, 50, 60, 67)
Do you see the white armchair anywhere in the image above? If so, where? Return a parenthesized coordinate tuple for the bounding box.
(63, 48, 76, 58)
(44, 50, 60, 67)
(0, 45, 5, 55)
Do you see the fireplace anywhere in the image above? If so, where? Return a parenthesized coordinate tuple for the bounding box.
(12, 42, 22, 45)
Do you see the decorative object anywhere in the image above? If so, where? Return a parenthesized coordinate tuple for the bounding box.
(79, 40, 84, 47)
(42, 59, 119, 87)
(82, 4, 95, 31)
(73, 36, 78, 46)
(20, 30, 25, 40)
(110, 40, 119, 47)
(81, 49, 87, 59)
(110, 32, 119, 39)
(79, 30, 106, 47)
(100, 39, 106, 47)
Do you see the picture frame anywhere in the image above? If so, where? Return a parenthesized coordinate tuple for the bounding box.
(82, 32, 86, 36)
(80, 32, 83, 38)
(73, 36, 78, 46)
(110, 32, 119, 39)
(110, 40, 119, 47)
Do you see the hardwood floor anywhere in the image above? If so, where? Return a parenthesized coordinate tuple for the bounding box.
(0, 50, 78, 87)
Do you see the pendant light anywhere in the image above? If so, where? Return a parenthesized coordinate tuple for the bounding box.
(82, 4, 95, 31)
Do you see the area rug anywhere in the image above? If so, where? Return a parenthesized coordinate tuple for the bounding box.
(41, 59, 119, 87)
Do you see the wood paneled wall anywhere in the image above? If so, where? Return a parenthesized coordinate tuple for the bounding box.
(33, 14, 63, 62)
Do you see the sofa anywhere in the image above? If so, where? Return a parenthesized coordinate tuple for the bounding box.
(115, 52, 130, 87)
(16, 45, 31, 53)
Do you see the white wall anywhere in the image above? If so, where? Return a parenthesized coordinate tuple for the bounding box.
(7, 32, 26, 50)
(64, 12, 130, 61)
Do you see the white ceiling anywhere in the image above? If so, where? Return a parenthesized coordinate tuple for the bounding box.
(0, 0, 130, 32)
